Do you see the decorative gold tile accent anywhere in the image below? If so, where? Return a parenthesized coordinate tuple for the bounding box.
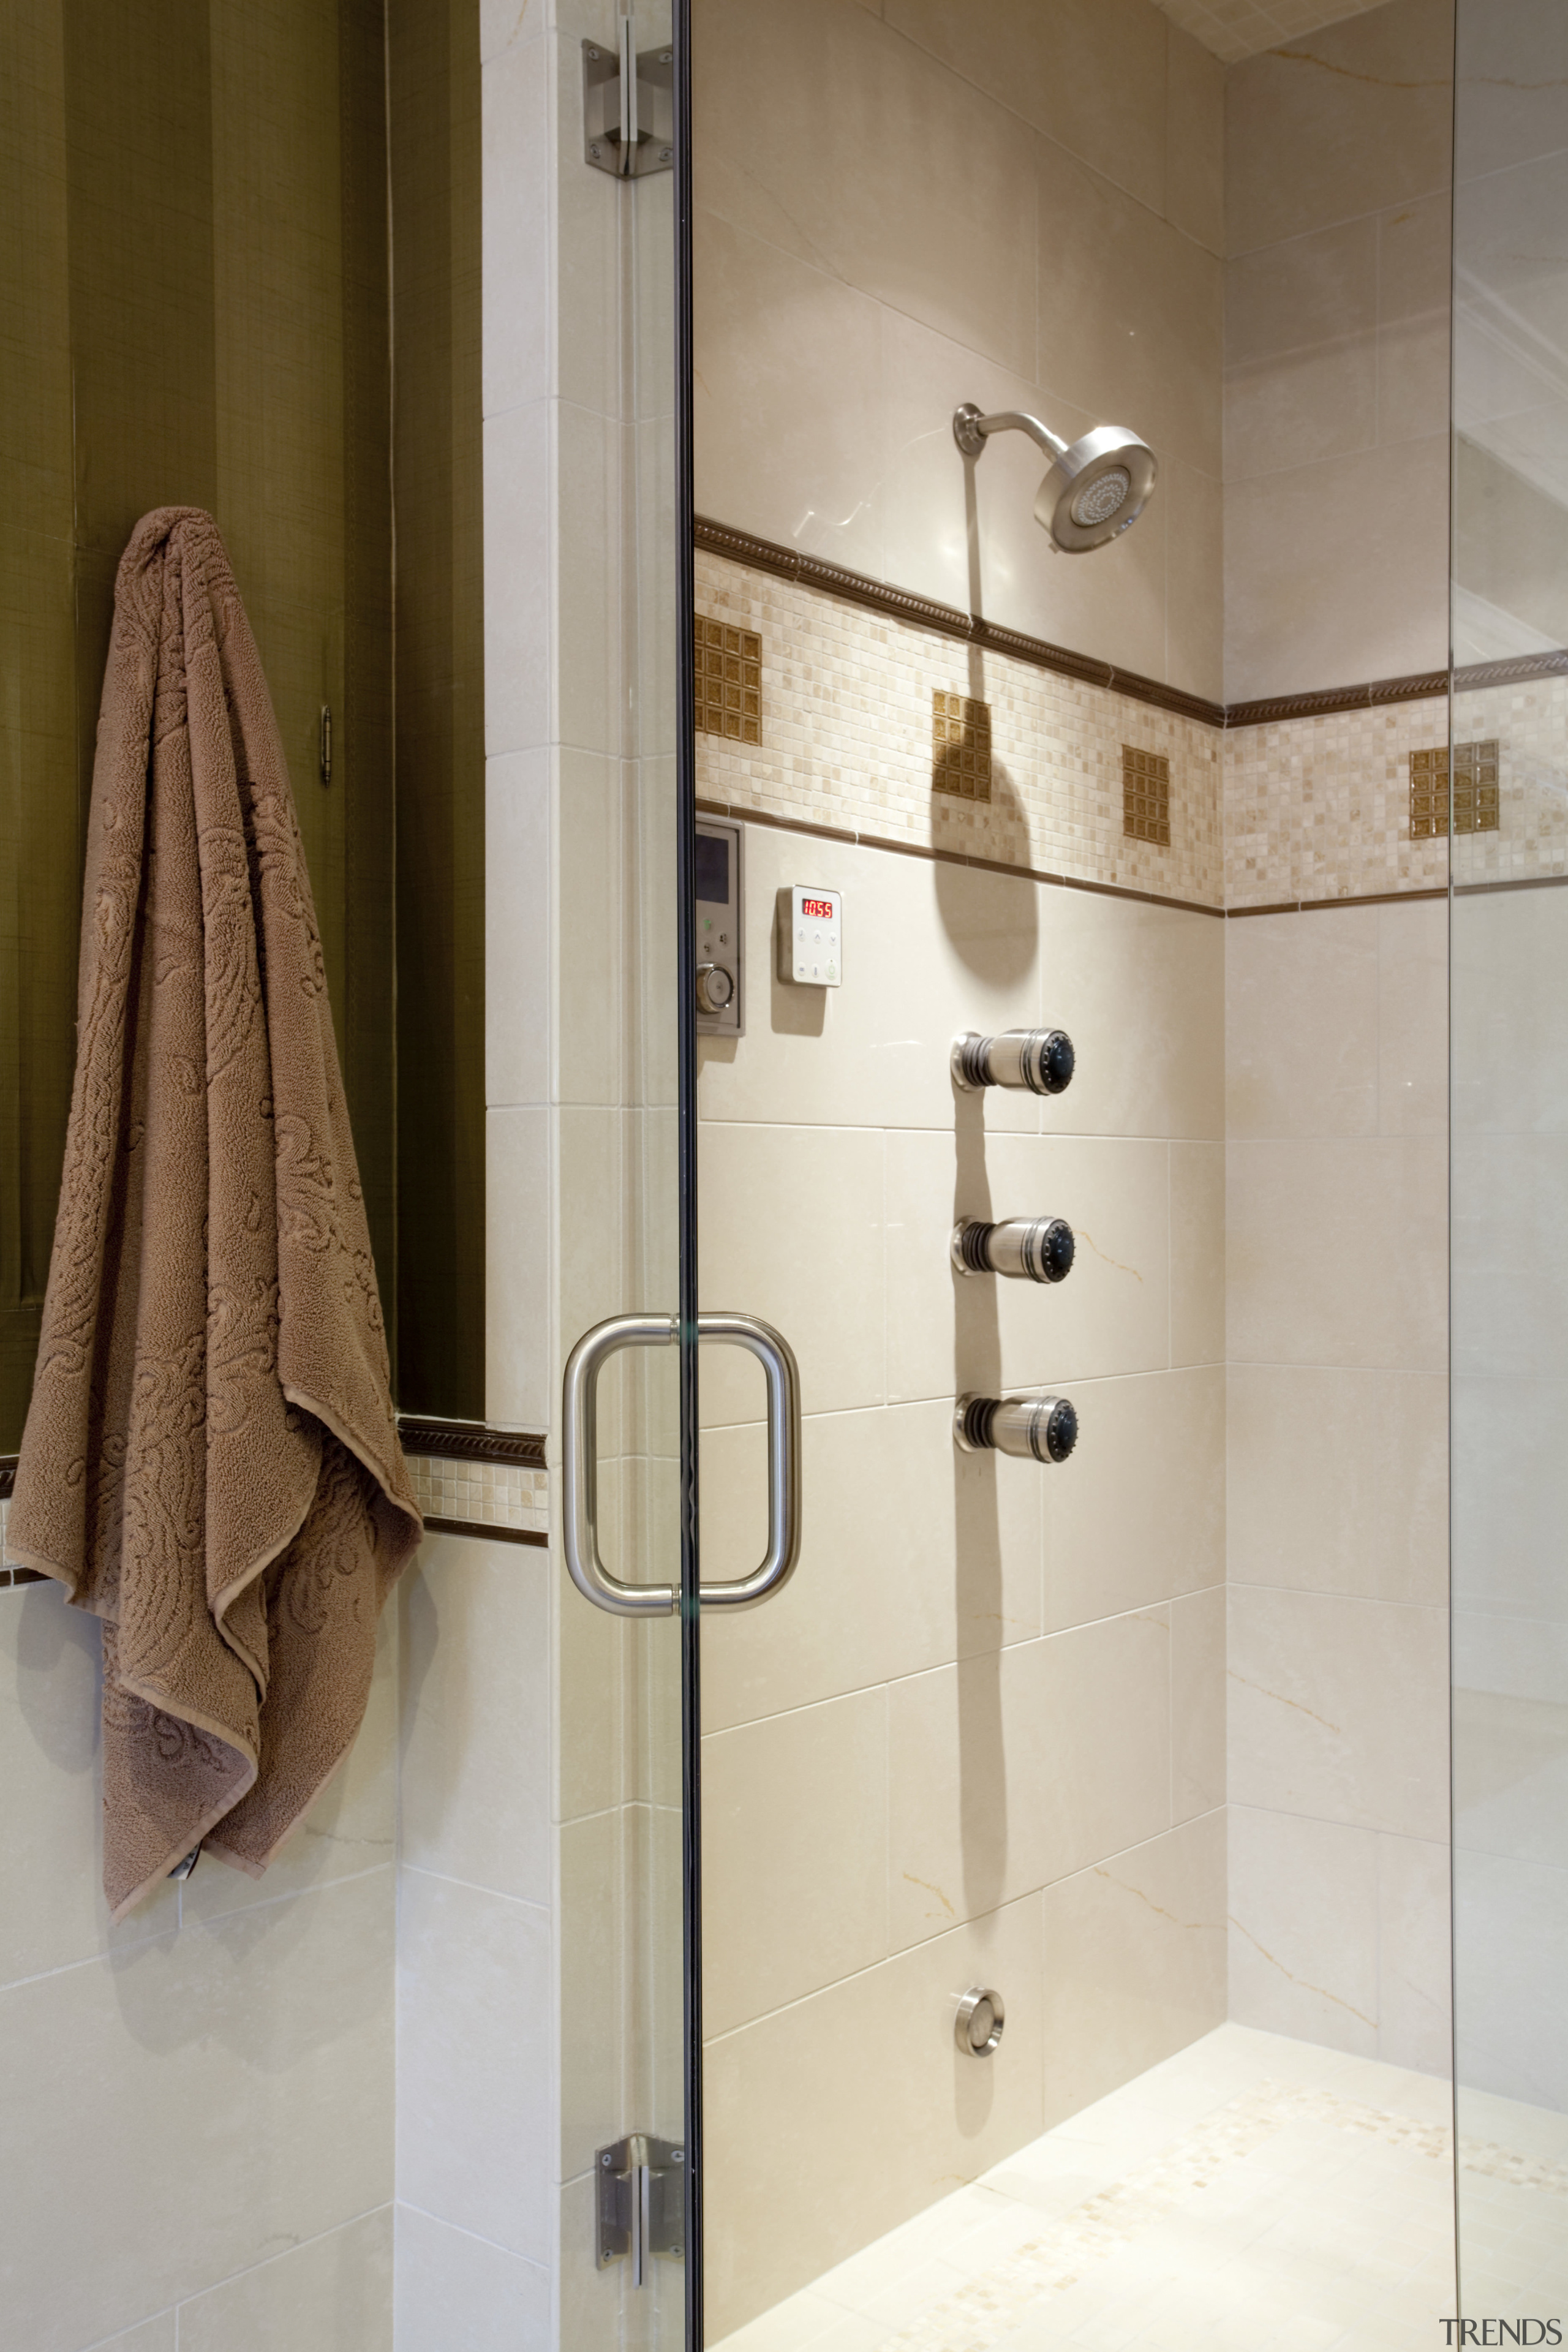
(930, 690, 992, 801)
(695, 614, 762, 744)
(1410, 739, 1500, 839)
(1123, 744, 1171, 846)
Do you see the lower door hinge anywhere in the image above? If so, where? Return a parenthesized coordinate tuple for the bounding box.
(582, 25, 674, 179)
(596, 2134, 685, 2282)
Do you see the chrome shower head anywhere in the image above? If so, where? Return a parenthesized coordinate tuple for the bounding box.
(952, 404, 1157, 553)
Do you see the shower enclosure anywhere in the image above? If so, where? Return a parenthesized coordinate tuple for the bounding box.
(2, 0, 1567, 2345)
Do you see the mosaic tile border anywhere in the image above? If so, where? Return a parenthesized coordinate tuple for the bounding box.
(0, 1437, 551, 1589)
(696, 531, 1568, 910)
(694, 548, 1227, 908)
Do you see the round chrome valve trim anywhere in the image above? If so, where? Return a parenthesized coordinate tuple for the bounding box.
(955, 1985, 1005, 2056)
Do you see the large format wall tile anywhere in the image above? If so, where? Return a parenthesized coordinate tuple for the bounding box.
(485, 749, 550, 1111)
(486, 1104, 551, 1430)
(481, 401, 549, 759)
(1227, 1134, 1447, 1371)
(699, 1399, 1044, 1730)
(693, 0, 1040, 382)
(1041, 1810, 1227, 2127)
(394, 2203, 551, 2352)
(480, 28, 548, 418)
(1036, 139, 1224, 481)
(1170, 1140, 1225, 1365)
(703, 1898, 1044, 2339)
(886, 1610, 1172, 1945)
(1224, 433, 1450, 704)
(886, 0, 1172, 216)
(396, 1869, 551, 2268)
(0, 1871, 393, 2352)
(1043, 1369, 1225, 1630)
(1228, 1803, 1381, 2056)
(1226, 907, 1379, 1139)
(698, 1121, 887, 1420)
(886, 1131, 1174, 1401)
(1226, 0, 1454, 254)
(177, 2206, 393, 2352)
(1172, 1585, 1227, 1822)
(1228, 1585, 1449, 1843)
(703, 1689, 889, 2035)
(1229, 1363, 1447, 1607)
(398, 1536, 551, 1907)
(692, 207, 886, 583)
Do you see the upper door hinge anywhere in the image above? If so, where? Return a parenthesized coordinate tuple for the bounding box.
(596, 2133, 685, 2282)
(583, 26, 674, 178)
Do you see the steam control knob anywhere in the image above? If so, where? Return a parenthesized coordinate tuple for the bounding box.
(695, 963, 734, 1014)
(952, 1216, 1075, 1284)
(952, 1027, 1074, 1096)
(954, 1391, 1078, 1464)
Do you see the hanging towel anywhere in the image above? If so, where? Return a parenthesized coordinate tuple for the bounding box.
(7, 507, 421, 1920)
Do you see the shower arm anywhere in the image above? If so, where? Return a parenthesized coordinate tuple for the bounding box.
(952, 405, 1069, 464)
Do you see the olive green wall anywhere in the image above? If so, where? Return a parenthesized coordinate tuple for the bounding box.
(390, 0, 487, 1424)
(0, 0, 484, 1448)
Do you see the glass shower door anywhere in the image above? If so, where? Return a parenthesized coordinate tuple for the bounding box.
(1450, 0, 1568, 2324)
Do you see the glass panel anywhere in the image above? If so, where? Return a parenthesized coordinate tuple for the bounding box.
(1452, 0, 1568, 2322)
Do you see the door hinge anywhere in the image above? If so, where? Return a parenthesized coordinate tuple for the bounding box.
(595, 2134, 685, 2282)
(582, 24, 674, 178)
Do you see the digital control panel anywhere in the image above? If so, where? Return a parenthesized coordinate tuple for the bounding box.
(695, 817, 743, 1036)
(779, 884, 842, 986)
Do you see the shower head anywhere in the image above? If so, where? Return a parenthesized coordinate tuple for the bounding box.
(952, 404, 1157, 554)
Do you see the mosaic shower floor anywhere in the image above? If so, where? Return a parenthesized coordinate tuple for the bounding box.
(715, 2024, 1565, 2352)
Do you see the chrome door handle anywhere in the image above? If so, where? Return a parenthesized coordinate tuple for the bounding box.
(695, 1312, 802, 1610)
(561, 1310, 802, 1617)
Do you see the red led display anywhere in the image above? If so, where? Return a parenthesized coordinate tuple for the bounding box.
(800, 895, 835, 920)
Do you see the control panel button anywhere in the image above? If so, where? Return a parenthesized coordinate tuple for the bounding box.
(695, 962, 734, 1014)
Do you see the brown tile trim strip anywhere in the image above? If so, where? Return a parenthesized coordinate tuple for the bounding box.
(1226, 674, 1450, 726)
(696, 796, 1226, 917)
(696, 516, 1568, 731)
(1226, 886, 1450, 917)
(1452, 870, 1568, 897)
(695, 517, 1225, 726)
(398, 1417, 546, 1468)
(422, 1517, 547, 1547)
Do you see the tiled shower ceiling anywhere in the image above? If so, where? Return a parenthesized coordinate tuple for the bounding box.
(1153, 0, 1392, 64)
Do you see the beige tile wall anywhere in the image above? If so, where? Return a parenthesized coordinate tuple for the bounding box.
(1153, 0, 1393, 64)
(697, 821, 1228, 2337)
(1224, 0, 1455, 703)
(1226, 897, 1452, 2074)
(0, 1578, 397, 2349)
(693, 0, 1226, 704)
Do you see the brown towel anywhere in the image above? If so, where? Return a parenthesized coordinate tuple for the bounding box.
(8, 508, 421, 1920)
